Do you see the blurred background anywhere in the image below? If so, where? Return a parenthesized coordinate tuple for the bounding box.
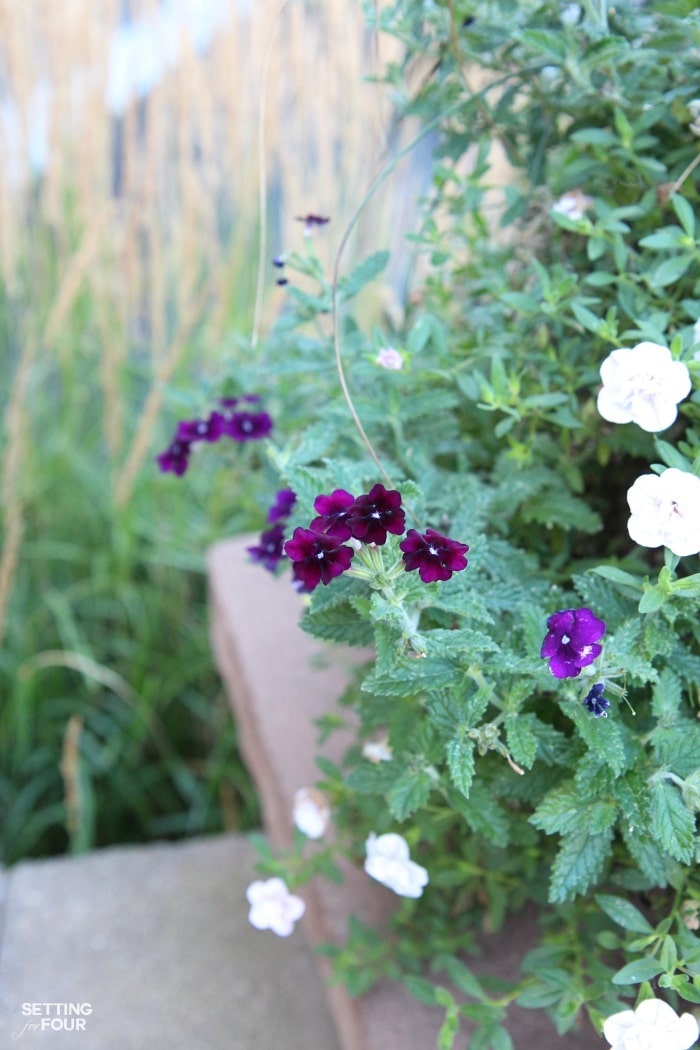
(0, 0, 422, 864)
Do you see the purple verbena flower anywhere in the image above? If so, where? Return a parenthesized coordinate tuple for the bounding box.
(219, 394, 261, 409)
(157, 437, 191, 476)
(247, 524, 287, 572)
(540, 607, 606, 680)
(399, 528, 469, 583)
(583, 682, 610, 717)
(267, 489, 297, 524)
(226, 411, 273, 442)
(310, 489, 356, 540)
(284, 527, 354, 591)
(346, 484, 405, 545)
(176, 411, 226, 444)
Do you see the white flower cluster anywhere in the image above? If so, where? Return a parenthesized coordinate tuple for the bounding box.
(246, 878, 305, 938)
(596, 341, 699, 557)
(597, 341, 690, 433)
(364, 832, 429, 898)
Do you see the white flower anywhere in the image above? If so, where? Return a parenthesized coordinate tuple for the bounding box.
(364, 833, 429, 899)
(246, 878, 305, 937)
(627, 468, 700, 557)
(597, 342, 691, 432)
(293, 787, 330, 839)
(376, 346, 404, 370)
(689, 99, 700, 137)
(362, 738, 393, 763)
(552, 189, 592, 221)
(603, 997, 699, 1050)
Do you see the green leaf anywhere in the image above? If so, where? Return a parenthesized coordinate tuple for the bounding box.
(647, 255, 693, 289)
(676, 982, 700, 1004)
(446, 735, 475, 798)
(649, 780, 695, 863)
(671, 194, 695, 238)
(438, 1009, 460, 1050)
(520, 28, 567, 61)
(504, 713, 538, 769)
(387, 768, 434, 821)
(440, 956, 484, 999)
(639, 586, 666, 614)
(651, 668, 683, 721)
(592, 565, 643, 592)
(595, 894, 654, 934)
(570, 127, 618, 146)
(571, 302, 603, 334)
(639, 227, 685, 250)
(338, 250, 390, 301)
(450, 782, 509, 847)
(568, 702, 627, 776)
(549, 827, 613, 903)
(404, 975, 439, 1005)
(612, 957, 665, 986)
(362, 658, 460, 697)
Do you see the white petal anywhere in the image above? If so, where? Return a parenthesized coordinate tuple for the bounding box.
(597, 387, 634, 424)
(630, 395, 679, 433)
(603, 1008, 637, 1048)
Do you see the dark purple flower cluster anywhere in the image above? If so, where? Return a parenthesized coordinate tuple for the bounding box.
(157, 395, 273, 476)
(247, 489, 298, 573)
(540, 607, 606, 680)
(283, 483, 469, 592)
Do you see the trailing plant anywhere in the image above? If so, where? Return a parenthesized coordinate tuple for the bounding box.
(168, 1, 700, 1046)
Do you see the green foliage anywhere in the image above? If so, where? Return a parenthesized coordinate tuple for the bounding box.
(243, 0, 700, 1045)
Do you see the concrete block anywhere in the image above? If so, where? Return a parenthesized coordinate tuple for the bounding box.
(0, 835, 340, 1049)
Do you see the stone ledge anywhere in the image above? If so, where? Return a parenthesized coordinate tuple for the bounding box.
(0, 834, 340, 1050)
(207, 536, 601, 1050)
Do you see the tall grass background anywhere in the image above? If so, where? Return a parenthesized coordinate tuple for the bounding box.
(0, 0, 416, 862)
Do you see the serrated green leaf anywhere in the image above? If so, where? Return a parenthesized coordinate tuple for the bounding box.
(549, 827, 613, 903)
(387, 768, 434, 821)
(531, 786, 582, 836)
(595, 894, 654, 933)
(651, 668, 683, 721)
(446, 735, 475, 797)
(622, 826, 670, 888)
(345, 761, 399, 794)
(612, 957, 665, 985)
(300, 603, 375, 646)
(450, 782, 509, 846)
(567, 702, 627, 776)
(362, 658, 460, 697)
(504, 713, 538, 769)
(649, 780, 696, 863)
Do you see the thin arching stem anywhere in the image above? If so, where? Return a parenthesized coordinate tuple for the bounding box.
(330, 96, 472, 526)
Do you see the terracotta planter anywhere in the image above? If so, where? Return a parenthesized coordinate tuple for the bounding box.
(207, 536, 600, 1050)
